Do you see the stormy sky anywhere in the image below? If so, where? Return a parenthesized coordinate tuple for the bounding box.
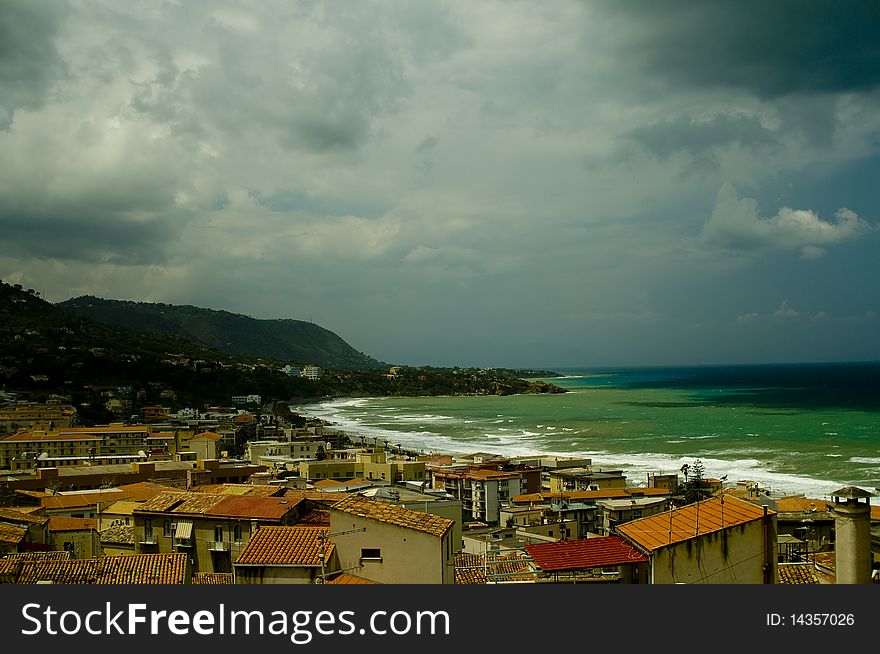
(2, 1, 879, 368)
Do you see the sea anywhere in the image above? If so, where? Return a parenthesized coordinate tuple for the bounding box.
(292, 362, 880, 503)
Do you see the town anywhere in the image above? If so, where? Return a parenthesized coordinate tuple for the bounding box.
(1, 393, 877, 585)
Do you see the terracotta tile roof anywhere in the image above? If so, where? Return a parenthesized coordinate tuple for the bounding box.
(235, 526, 331, 566)
(513, 487, 670, 503)
(102, 500, 141, 516)
(100, 525, 135, 545)
(526, 536, 647, 571)
(618, 495, 772, 552)
(11, 553, 187, 584)
(778, 564, 820, 584)
(192, 431, 222, 441)
(192, 484, 282, 497)
(810, 551, 836, 571)
(192, 572, 234, 585)
(454, 552, 487, 584)
(775, 497, 832, 513)
(298, 509, 331, 526)
(2, 431, 102, 442)
(331, 495, 453, 538)
(454, 551, 534, 584)
(48, 517, 97, 532)
(0, 507, 48, 525)
(313, 479, 343, 487)
(2, 551, 71, 561)
(205, 495, 303, 520)
(135, 491, 222, 514)
(326, 573, 378, 585)
(0, 523, 26, 544)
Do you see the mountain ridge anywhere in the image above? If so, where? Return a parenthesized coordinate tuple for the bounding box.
(57, 295, 384, 370)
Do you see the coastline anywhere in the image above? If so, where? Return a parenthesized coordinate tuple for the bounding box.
(291, 394, 880, 505)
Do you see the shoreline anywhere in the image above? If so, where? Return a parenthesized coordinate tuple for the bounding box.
(291, 395, 880, 505)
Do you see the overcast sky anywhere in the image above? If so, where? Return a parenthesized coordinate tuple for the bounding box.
(2, 1, 879, 368)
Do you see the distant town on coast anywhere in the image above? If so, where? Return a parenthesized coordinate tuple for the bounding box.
(1, 281, 877, 585)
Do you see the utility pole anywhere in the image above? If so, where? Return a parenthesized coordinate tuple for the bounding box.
(316, 527, 366, 584)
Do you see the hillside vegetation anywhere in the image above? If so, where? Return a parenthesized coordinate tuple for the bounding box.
(58, 296, 383, 370)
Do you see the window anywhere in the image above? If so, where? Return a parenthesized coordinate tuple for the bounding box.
(214, 526, 223, 543)
(361, 548, 382, 560)
(163, 520, 173, 538)
(144, 519, 153, 538)
(233, 524, 242, 543)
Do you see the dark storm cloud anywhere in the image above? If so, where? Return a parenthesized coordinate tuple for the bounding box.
(0, 210, 182, 265)
(598, 1, 880, 98)
(0, 0, 67, 128)
(624, 113, 779, 160)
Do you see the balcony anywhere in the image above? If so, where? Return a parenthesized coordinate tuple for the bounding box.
(209, 541, 228, 552)
(139, 534, 158, 545)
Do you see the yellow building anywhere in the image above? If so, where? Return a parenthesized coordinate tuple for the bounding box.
(0, 424, 151, 470)
(0, 404, 76, 436)
(329, 495, 456, 584)
(617, 495, 777, 584)
(132, 491, 304, 573)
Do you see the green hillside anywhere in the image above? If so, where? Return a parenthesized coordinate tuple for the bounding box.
(57, 296, 383, 370)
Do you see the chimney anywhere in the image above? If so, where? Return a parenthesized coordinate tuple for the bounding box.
(830, 486, 875, 584)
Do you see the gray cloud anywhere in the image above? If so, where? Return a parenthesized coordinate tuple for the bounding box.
(596, 1, 880, 99)
(623, 112, 779, 165)
(0, 0, 67, 128)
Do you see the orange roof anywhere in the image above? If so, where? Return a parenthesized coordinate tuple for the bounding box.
(206, 495, 303, 520)
(618, 496, 772, 552)
(192, 484, 282, 497)
(327, 573, 378, 585)
(331, 495, 453, 538)
(3, 431, 102, 442)
(774, 497, 832, 513)
(192, 572, 234, 585)
(298, 509, 330, 526)
(11, 553, 187, 584)
(192, 431, 222, 441)
(0, 507, 48, 525)
(513, 487, 670, 504)
(312, 479, 342, 487)
(778, 564, 820, 585)
(0, 523, 26, 544)
(48, 517, 97, 532)
(235, 526, 331, 567)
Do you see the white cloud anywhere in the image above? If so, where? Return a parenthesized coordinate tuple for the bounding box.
(701, 183, 871, 254)
(772, 300, 799, 319)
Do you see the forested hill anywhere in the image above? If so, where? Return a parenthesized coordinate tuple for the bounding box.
(57, 296, 383, 370)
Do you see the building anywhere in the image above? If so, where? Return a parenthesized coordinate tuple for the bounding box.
(617, 495, 778, 584)
(301, 366, 322, 380)
(0, 404, 76, 437)
(547, 466, 627, 493)
(432, 467, 536, 523)
(0, 424, 151, 470)
(132, 491, 306, 573)
(47, 517, 98, 559)
(234, 526, 337, 584)
(329, 495, 456, 584)
(596, 496, 669, 535)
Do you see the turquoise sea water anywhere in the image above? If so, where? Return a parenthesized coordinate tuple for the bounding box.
(292, 362, 880, 502)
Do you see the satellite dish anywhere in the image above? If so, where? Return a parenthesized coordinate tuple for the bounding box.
(138, 450, 147, 457)
(38, 452, 48, 460)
